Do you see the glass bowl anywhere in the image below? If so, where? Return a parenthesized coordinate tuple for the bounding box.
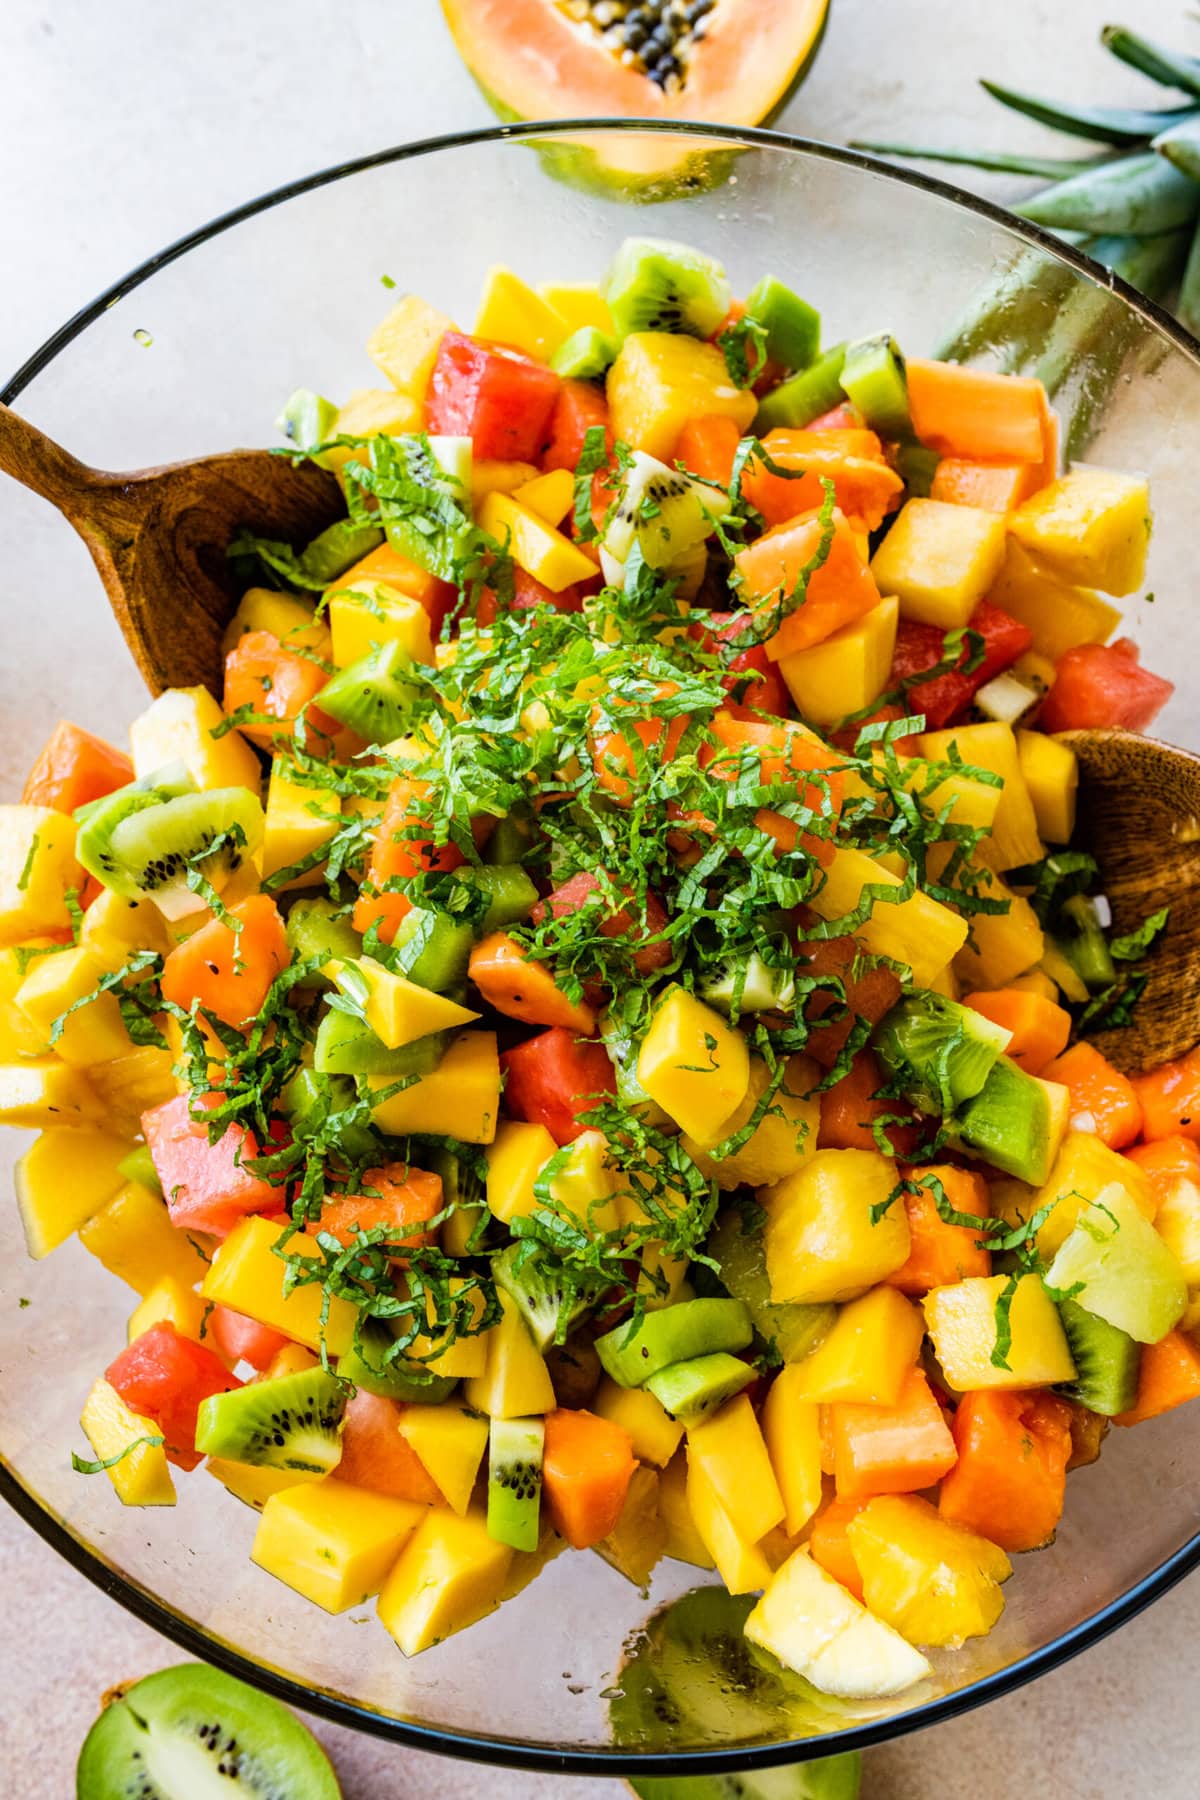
(2, 122, 1200, 1779)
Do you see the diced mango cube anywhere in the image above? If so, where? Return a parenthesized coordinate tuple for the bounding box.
(596, 1464, 667, 1589)
(607, 332, 756, 462)
(791, 1286, 924, 1405)
(367, 1031, 500, 1143)
(0, 943, 58, 1058)
(1008, 467, 1151, 597)
(950, 865, 1044, 990)
(778, 596, 899, 727)
(201, 1215, 357, 1353)
(1028, 1131, 1154, 1257)
(1016, 730, 1078, 845)
(847, 1495, 1011, 1647)
(680, 1053, 819, 1191)
(923, 1273, 1076, 1389)
(129, 687, 262, 792)
(636, 985, 751, 1141)
(542, 1127, 622, 1233)
(809, 848, 968, 987)
(538, 283, 615, 336)
(765, 1148, 910, 1305)
(128, 1276, 211, 1346)
(333, 957, 478, 1049)
(917, 722, 1043, 871)
(368, 294, 455, 400)
(397, 1403, 489, 1515)
(253, 1478, 425, 1612)
(593, 1377, 684, 1468)
(464, 1288, 556, 1420)
(870, 499, 1007, 629)
(88, 1046, 179, 1129)
(262, 761, 341, 890)
(685, 1459, 773, 1595)
(15, 1123, 131, 1257)
(79, 889, 172, 965)
(327, 582, 434, 669)
(474, 266, 571, 361)
(658, 1449, 714, 1568)
(206, 1458, 320, 1510)
(471, 460, 542, 503)
(1154, 1175, 1200, 1286)
(478, 491, 597, 592)
(0, 805, 83, 947)
(513, 467, 575, 527)
(15, 944, 134, 1066)
(79, 1378, 175, 1506)
(222, 587, 329, 660)
(686, 1393, 785, 1545)
(988, 540, 1121, 660)
(378, 1506, 514, 1655)
(762, 1366, 823, 1536)
(485, 1119, 558, 1225)
(333, 387, 424, 442)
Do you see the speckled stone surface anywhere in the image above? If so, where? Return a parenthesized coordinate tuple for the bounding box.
(2, 1, 1198, 1793)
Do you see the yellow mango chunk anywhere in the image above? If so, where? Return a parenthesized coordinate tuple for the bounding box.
(201, 1215, 357, 1354)
(413, 1279, 491, 1380)
(129, 687, 262, 792)
(778, 596, 899, 728)
(222, 586, 329, 660)
(471, 460, 541, 503)
(923, 1273, 1076, 1389)
(367, 1031, 500, 1142)
(808, 848, 968, 987)
(0, 1058, 98, 1127)
(0, 805, 83, 947)
(847, 1495, 1010, 1647)
(513, 467, 574, 527)
(327, 582, 434, 669)
(950, 865, 1044, 990)
(1016, 730, 1078, 845)
(262, 761, 341, 890)
(478, 491, 596, 592)
(762, 1366, 823, 1536)
(681, 1053, 820, 1191)
(79, 888, 172, 965)
(596, 1464, 667, 1588)
(368, 294, 454, 399)
(485, 1118, 558, 1225)
(1008, 466, 1151, 597)
(543, 1128, 622, 1233)
(128, 1276, 211, 1346)
(687, 1393, 785, 1545)
(917, 722, 1043, 871)
(870, 499, 1007, 629)
(792, 1286, 924, 1406)
(538, 282, 615, 336)
(206, 1458, 320, 1511)
(988, 540, 1121, 660)
(593, 1377, 684, 1468)
(607, 332, 756, 461)
(764, 1148, 909, 1305)
(464, 1289, 556, 1420)
(637, 985, 751, 1141)
(15, 943, 134, 1067)
(333, 387, 424, 441)
(252, 1478, 426, 1612)
(1028, 1131, 1154, 1257)
(81, 1180, 210, 1295)
(474, 266, 571, 361)
(686, 1459, 774, 1595)
(397, 1403, 489, 1515)
(745, 1546, 931, 1698)
(658, 1449, 714, 1568)
(15, 1123, 131, 1258)
(378, 1507, 514, 1656)
(79, 1379, 175, 1507)
(0, 943, 59, 1058)
(333, 957, 478, 1049)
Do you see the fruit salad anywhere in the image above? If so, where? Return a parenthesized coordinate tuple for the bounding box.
(5, 235, 1197, 1700)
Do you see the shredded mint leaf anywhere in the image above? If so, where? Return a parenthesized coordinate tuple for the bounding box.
(1110, 906, 1169, 962)
(717, 315, 769, 388)
(72, 1435, 164, 1474)
(990, 1270, 1020, 1372)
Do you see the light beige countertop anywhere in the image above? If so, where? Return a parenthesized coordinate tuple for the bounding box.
(2, 1, 1198, 1793)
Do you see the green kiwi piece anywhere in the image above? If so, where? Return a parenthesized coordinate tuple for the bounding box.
(550, 325, 619, 379)
(487, 1414, 544, 1552)
(492, 1242, 594, 1352)
(317, 640, 423, 745)
(756, 342, 848, 432)
(1057, 1294, 1140, 1416)
(74, 762, 196, 888)
(839, 332, 911, 440)
(93, 788, 265, 922)
(336, 1327, 457, 1404)
(391, 903, 475, 991)
(700, 950, 797, 1017)
(195, 1366, 347, 1473)
(595, 1298, 753, 1388)
(75, 1661, 341, 1799)
(312, 1006, 448, 1077)
(1046, 1184, 1187, 1343)
(744, 274, 822, 373)
(285, 897, 363, 981)
(645, 1352, 755, 1424)
(117, 1144, 161, 1195)
(278, 1066, 378, 1161)
(450, 863, 539, 932)
(705, 1211, 835, 1364)
(603, 236, 731, 340)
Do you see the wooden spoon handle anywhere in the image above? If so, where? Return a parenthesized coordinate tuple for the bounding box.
(0, 403, 112, 517)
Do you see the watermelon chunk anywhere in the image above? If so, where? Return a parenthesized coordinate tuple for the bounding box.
(106, 1320, 241, 1470)
(142, 1094, 285, 1238)
(426, 331, 561, 462)
(500, 1026, 617, 1145)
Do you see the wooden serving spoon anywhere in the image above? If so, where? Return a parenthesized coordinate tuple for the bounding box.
(0, 403, 342, 694)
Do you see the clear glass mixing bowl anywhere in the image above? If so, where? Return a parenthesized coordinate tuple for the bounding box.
(2, 122, 1199, 1778)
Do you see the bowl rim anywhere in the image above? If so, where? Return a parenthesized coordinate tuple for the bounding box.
(4, 116, 1200, 1774)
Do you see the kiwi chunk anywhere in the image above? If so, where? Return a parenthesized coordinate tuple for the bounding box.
(646, 1351, 754, 1424)
(336, 1327, 456, 1403)
(117, 1144, 161, 1195)
(278, 1066, 377, 1161)
(595, 1297, 753, 1389)
(75, 762, 195, 888)
(194, 1366, 347, 1473)
(1057, 1294, 1140, 1416)
(84, 786, 265, 922)
(839, 332, 911, 440)
(76, 1662, 341, 1800)
(875, 990, 1009, 1118)
(744, 274, 822, 374)
(285, 897, 363, 980)
(706, 1210, 834, 1364)
(550, 326, 619, 379)
(944, 1055, 1060, 1185)
(756, 341, 848, 432)
(700, 950, 797, 1018)
(493, 1241, 594, 1352)
(317, 640, 423, 745)
(602, 449, 730, 572)
(313, 1007, 448, 1077)
(392, 903, 475, 991)
(487, 1414, 544, 1552)
(450, 863, 539, 932)
(603, 236, 731, 340)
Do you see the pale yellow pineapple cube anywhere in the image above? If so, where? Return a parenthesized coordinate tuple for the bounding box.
(89, 1046, 180, 1128)
(1008, 466, 1151, 597)
(658, 1449, 714, 1568)
(808, 847, 968, 987)
(917, 722, 1043, 871)
(368, 294, 455, 400)
(764, 1148, 909, 1305)
(0, 805, 83, 947)
(0, 1058, 98, 1127)
(988, 540, 1121, 660)
(129, 687, 262, 792)
(221, 586, 330, 660)
(923, 1273, 1076, 1389)
(847, 1495, 1011, 1647)
(951, 867, 1045, 991)
(778, 596, 899, 727)
(1016, 730, 1078, 845)
(79, 888, 172, 965)
(333, 387, 424, 442)
(744, 1547, 931, 1698)
(1029, 1132, 1154, 1257)
(606, 332, 756, 461)
(79, 1379, 175, 1507)
(869, 499, 1007, 629)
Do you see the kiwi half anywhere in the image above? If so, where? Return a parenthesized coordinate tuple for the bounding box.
(75, 762, 194, 885)
(603, 236, 731, 340)
(76, 1662, 341, 1799)
(194, 1366, 347, 1473)
(645, 1351, 755, 1424)
(80, 780, 265, 922)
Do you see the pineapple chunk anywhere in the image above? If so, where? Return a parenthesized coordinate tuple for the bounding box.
(809, 847, 968, 987)
(686, 1393, 785, 1545)
(15, 944, 134, 1066)
(847, 1495, 1011, 1648)
(680, 1053, 820, 1191)
(593, 1377, 684, 1468)
(897, 758, 1002, 837)
(378, 1507, 514, 1655)
(201, 1215, 358, 1353)
(474, 266, 571, 361)
(869, 499, 1007, 629)
(81, 1180, 210, 1296)
(332, 387, 424, 442)
(367, 1031, 500, 1143)
(542, 1128, 621, 1234)
(128, 1276, 211, 1345)
(478, 491, 596, 592)
(1008, 467, 1151, 597)
(79, 1379, 175, 1507)
(923, 1273, 1076, 1389)
(1029, 1131, 1154, 1256)
(951, 866, 1044, 990)
(262, 761, 341, 890)
(326, 582, 434, 669)
(989, 540, 1121, 660)
(397, 1403, 489, 1515)
(513, 467, 575, 527)
(1016, 730, 1078, 845)
(368, 294, 455, 399)
(1154, 1174, 1200, 1285)
(221, 586, 329, 660)
(762, 1367, 823, 1536)
(764, 1149, 910, 1305)
(791, 1286, 924, 1406)
(658, 1449, 715, 1568)
(253, 1478, 426, 1612)
(332, 957, 479, 1049)
(917, 722, 1043, 871)
(1046, 1182, 1186, 1344)
(0, 1058, 98, 1127)
(129, 687, 262, 792)
(463, 1289, 556, 1420)
(14, 1124, 130, 1257)
(685, 1459, 773, 1595)
(79, 888, 172, 965)
(606, 332, 756, 461)
(745, 1547, 931, 1698)
(0, 805, 83, 947)
(596, 1465, 667, 1588)
(778, 597, 899, 727)
(89, 1046, 180, 1128)
(485, 1119, 558, 1225)
(636, 985, 751, 1141)
(471, 460, 542, 503)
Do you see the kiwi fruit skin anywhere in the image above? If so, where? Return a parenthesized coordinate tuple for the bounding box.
(603, 236, 731, 340)
(101, 788, 265, 919)
(194, 1366, 347, 1473)
(487, 1415, 545, 1552)
(76, 1661, 341, 1799)
(1057, 1294, 1140, 1417)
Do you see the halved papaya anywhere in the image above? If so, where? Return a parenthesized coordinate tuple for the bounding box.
(440, 0, 829, 193)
